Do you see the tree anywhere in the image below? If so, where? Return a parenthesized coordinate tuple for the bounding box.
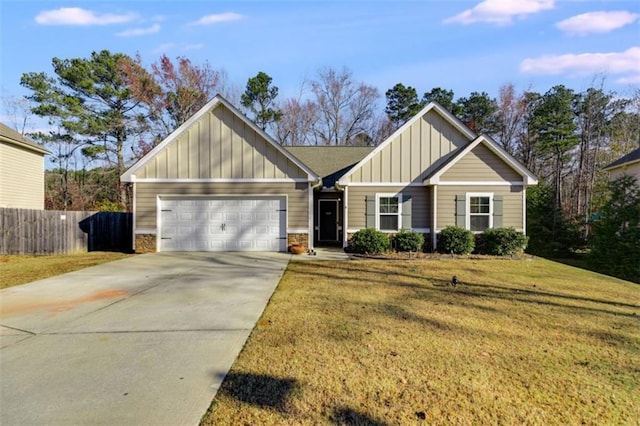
(455, 91, 498, 134)
(310, 67, 380, 145)
(121, 53, 228, 143)
(21, 50, 146, 206)
(275, 97, 317, 146)
(494, 83, 527, 156)
(590, 175, 640, 283)
(385, 83, 422, 129)
(422, 87, 458, 114)
(529, 85, 579, 210)
(241, 71, 282, 131)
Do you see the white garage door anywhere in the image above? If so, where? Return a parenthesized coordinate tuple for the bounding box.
(159, 197, 285, 252)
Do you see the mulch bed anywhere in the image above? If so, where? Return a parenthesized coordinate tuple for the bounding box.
(349, 252, 536, 261)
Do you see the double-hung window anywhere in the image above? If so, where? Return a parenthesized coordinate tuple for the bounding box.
(376, 193, 402, 232)
(466, 193, 492, 232)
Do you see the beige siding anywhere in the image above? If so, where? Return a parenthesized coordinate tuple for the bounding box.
(349, 110, 470, 183)
(609, 163, 640, 183)
(347, 186, 431, 230)
(136, 104, 307, 180)
(135, 182, 309, 230)
(0, 142, 45, 209)
(441, 143, 522, 182)
(436, 185, 524, 231)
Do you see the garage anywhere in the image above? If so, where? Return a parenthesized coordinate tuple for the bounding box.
(158, 197, 286, 252)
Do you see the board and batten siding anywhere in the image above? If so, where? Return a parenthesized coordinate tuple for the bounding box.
(436, 185, 524, 231)
(135, 182, 309, 231)
(440, 144, 522, 182)
(347, 186, 431, 230)
(348, 111, 469, 184)
(0, 142, 45, 209)
(134, 104, 307, 180)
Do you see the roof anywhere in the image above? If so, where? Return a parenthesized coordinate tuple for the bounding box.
(285, 146, 373, 188)
(285, 146, 373, 178)
(121, 94, 320, 182)
(0, 122, 49, 155)
(423, 134, 538, 185)
(603, 147, 640, 171)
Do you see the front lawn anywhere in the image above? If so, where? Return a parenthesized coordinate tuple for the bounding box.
(0, 252, 132, 289)
(202, 258, 639, 425)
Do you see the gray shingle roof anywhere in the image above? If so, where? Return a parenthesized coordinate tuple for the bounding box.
(285, 146, 373, 178)
(603, 147, 640, 170)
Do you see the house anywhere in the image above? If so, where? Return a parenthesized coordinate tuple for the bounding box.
(603, 147, 640, 183)
(0, 122, 49, 210)
(121, 95, 538, 253)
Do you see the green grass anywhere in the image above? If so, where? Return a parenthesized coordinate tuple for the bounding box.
(202, 257, 639, 425)
(0, 252, 132, 289)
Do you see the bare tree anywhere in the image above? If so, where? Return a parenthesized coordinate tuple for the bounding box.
(310, 67, 380, 145)
(495, 83, 527, 156)
(275, 97, 318, 145)
(1, 92, 33, 135)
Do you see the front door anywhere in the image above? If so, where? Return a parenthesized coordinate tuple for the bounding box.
(318, 200, 338, 242)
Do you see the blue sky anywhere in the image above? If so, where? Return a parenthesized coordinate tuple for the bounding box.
(1, 0, 639, 131)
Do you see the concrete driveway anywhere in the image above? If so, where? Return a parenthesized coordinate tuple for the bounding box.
(0, 252, 290, 426)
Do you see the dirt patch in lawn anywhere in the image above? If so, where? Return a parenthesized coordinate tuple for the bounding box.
(202, 258, 640, 425)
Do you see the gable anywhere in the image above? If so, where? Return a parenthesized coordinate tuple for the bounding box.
(440, 143, 522, 183)
(342, 107, 473, 184)
(122, 96, 316, 182)
(133, 103, 307, 180)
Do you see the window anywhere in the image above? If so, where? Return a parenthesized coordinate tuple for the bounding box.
(466, 193, 492, 232)
(376, 194, 402, 231)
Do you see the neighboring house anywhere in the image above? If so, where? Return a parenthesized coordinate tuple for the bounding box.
(603, 147, 640, 183)
(121, 95, 538, 253)
(0, 122, 49, 210)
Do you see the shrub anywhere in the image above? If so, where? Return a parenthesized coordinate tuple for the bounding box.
(348, 228, 390, 254)
(482, 227, 529, 256)
(438, 226, 475, 255)
(392, 229, 425, 252)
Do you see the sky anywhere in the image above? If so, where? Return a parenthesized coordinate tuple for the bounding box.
(1, 0, 639, 132)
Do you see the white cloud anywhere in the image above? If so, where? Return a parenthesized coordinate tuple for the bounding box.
(188, 12, 244, 26)
(556, 11, 639, 35)
(444, 0, 554, 25)
(116, 24, 161, 37)
(35, 7, 136, 26)
(520, 46, 640, 84)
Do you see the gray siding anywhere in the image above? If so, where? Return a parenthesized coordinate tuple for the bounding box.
(136, 182, 309, 231)
(348, 110, 470, 183)
(441, 143, 522, 182)
(347, 186, 431, 230)
(135, 104, 307, 180)
(436, 185, 524, 231)
(0, 142, 45, 209)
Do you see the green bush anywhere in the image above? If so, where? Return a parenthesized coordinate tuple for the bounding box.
(392, 229, 425, 252)
(482, 227, 529, 256)
(348, 228, 390, 254)
(438, 226, 475, 255)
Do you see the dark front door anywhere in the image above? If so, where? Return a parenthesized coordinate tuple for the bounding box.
(318, 200, 338, 242)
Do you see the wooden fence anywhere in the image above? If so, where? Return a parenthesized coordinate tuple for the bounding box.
(0, 208, 133, 255)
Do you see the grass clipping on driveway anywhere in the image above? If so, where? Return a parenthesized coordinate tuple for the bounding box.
(0, 252, 132, 289)
(203, 258, 639, 425)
